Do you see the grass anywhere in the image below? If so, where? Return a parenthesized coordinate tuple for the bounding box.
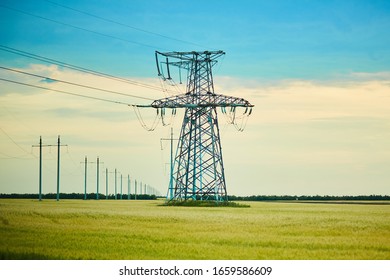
(0, 199, 389, 260)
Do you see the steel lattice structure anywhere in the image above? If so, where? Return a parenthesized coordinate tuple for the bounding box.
(140, 51, 253, 201)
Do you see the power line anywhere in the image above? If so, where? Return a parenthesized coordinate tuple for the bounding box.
(0, 152, 34, 160)
(0, 77, 133, 106)
(0, 126, 36, 158)
(0, 45, 178, 95)
(44, 0, 210, 50)
(0, 4, 164, 51)
(0, 66, 154, 101)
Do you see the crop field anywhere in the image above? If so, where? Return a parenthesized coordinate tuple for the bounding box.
(0, 199, 389, 260)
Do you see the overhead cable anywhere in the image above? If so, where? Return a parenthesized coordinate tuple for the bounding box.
(0, 126, 36, 158)
(0, 66, 154, 101)
(0, 78, 133, 106)
(0, 45, 177, 95)
(0, 4, 163, 51)
(44, 0, 210, 50)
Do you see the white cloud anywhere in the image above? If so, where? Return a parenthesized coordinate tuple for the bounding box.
(347, 71, 390, 81)
(217, 75, 390, 123)
(216, 75, 390, 195)
(1, 65, 390, 196)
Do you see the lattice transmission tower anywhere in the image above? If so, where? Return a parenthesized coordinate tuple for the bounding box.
(135, 51, 253, 202)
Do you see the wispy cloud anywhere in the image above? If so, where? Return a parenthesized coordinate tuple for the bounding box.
(40, 77, 56, 83)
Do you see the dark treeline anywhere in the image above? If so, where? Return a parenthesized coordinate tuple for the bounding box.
(0, 193, 157, 200)
(228, 195, 390, 201)
(1, 193, 389, 201)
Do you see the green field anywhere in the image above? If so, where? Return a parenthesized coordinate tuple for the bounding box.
(0, 199, 389, 260)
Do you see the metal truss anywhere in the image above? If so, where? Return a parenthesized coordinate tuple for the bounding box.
(150, 91, 254, 109)
(151, 51, 253, 202)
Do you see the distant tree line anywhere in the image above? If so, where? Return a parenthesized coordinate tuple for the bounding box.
(0, 193, 157, 200)
(1, 193, 389, 201)
(227, 195, 390, 201)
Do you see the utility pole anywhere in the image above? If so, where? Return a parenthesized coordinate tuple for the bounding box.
(120, 174, 123, 200)
(84, 156, 87, 199)
(81, 156, 95, 200)
(161, 128, 178, 200)
(39, 136, 42, 200)
(81, 156, 102, 200)
(56, 136, 60, 201)
(134, 179, 137, 200)
(56, 135, 67, 201)
(96, 157, 100, 200)
(32, 136, 43, 201)
(105, 168, 116, 200)
(32, 136, 67, 201)
(115, 168, 117, 200)
(106, 168, 108, 199)
(128, 174, 130, 200)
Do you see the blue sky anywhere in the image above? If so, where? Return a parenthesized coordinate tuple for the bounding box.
(1, 0, 390, 196)
(2, 0, 390, 78)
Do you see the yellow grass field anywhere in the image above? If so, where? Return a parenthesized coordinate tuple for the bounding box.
(0, 199, 389, 259)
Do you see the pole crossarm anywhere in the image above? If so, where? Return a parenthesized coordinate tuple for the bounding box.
(138, 92, 254, 109)
(32, 136, 67, 201)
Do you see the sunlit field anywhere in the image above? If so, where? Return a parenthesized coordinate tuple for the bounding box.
(0, 199, 389, 260)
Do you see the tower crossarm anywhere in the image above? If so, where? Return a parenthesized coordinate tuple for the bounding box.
(156, 50, 225, 62)
(147, 92, 254, 109)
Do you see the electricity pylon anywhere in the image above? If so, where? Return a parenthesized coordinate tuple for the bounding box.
(136, 51, 253, 202)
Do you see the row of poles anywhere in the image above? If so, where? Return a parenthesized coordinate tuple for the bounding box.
(32, 135, 67, 201)
(32, 136, 157, 201)
(82, 156, 157, 200)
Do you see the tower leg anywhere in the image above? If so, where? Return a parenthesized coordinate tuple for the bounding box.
(172, 107, 227, 201)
